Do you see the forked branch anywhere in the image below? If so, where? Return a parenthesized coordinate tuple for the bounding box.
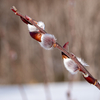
(11, 6, 100, 90)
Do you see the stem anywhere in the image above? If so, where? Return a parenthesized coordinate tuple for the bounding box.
(95, 81, 100, 90)
(55, 42, 89, 74)
(55, 42, 100, 90)
(11, 6, 100, 90)
(11, 6, 47, 34)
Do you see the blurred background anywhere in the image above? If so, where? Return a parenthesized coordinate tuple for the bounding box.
(0, 0, 100, 100)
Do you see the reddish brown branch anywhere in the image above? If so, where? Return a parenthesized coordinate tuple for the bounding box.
(11, 6, 46, 34)
(11, 6, 100, 90)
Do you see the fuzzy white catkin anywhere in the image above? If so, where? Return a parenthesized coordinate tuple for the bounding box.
(39, 34, 56, 50)
(27, 21, 56, 50)
(77, 57, 89, 67)
(37, 21, 45, 30)
(63, 57, 88, 74)
(27, 21, 45, 32)
(63, 58, 78, 74)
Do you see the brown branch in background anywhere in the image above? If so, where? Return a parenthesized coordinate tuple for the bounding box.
(11, 6, 100, 90)
(67, 74, 74, 100)
(66, 0, 75, 99)
(19, 85, 28, 100)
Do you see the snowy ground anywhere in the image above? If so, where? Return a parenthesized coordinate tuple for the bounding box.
(0, 82, 100, 100)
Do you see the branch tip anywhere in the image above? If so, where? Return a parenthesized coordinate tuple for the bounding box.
(11, 6, 17, 13)
(13, 6, 17, 11)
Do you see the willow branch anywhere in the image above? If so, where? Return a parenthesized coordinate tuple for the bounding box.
(11, 6, 46, 34)
(11, 6, 100, 90)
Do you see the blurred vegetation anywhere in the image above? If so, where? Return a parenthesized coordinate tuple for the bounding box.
(0, 0, 100, 84)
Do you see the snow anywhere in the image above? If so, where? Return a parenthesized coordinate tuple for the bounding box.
(0, 82, 99, 100)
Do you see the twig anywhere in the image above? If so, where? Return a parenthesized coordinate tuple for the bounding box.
(11, 6, 100, 90)
(11, 6, 46, 34)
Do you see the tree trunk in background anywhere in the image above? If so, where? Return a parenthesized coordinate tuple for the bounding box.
(18, 1, 32, 83)
(42, 50, 55, 82)
(0, 28, 11, 84)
